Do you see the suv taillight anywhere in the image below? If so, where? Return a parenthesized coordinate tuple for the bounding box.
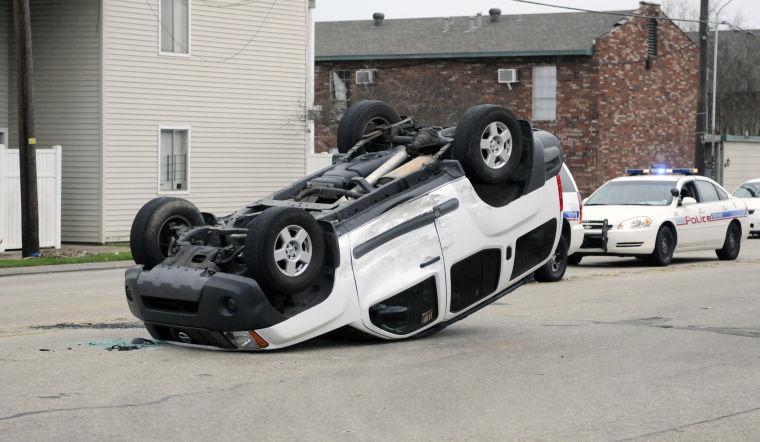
(578, 193, 583, 222)
(556, 175, 563, 212)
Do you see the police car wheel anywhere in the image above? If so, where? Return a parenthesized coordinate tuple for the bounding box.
(534, 236, 568, 282)
(648, 226, 675, 266)
(716, 222, 741, 261)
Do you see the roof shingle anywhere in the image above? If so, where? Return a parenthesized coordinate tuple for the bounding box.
(316, 11, 633, 61)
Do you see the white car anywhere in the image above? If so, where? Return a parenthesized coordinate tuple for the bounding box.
(572, 169, 749, 266)
(534, 164, 584, 281)
(733, 179, 760, 237)
(125, 102, 564, 351)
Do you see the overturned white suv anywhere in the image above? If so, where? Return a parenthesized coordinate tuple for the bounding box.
(125, 101, 565, 351)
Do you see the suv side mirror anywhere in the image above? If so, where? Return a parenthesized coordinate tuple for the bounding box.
(681, 197, 697, 206)
(670, 188, 680, 197)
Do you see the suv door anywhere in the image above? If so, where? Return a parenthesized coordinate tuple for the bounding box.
(675, 180, 707, 248)
(349, 195, 448, 338)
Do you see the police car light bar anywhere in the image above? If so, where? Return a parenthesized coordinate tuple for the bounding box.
(625, 168, 699, 176)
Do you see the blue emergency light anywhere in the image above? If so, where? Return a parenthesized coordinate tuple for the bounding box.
(625, 168, 698, 176)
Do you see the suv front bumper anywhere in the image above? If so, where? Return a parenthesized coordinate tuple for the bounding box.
(125, 266, 287, 348)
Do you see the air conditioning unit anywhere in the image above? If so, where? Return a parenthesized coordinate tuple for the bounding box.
(356, 69, 377, 85)
(498, 68, 519, 84)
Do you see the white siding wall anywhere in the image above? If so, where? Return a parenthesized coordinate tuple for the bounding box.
(722, 140, 760, 192)
(6, 0, 102, 242)
(102, 0, 309, 241)
(0, 0, 9, 134)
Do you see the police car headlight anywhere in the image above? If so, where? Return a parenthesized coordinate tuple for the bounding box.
(617, 217, 653, 229)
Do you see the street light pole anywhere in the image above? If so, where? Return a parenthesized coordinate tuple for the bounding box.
(709, 0, 734, 182)
(711, 0, 734, 135)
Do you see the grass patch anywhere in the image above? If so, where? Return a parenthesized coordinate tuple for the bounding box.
(0, 252, 133, 269)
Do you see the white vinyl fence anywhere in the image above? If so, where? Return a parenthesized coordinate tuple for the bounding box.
(307, 152, 333, 174)
(0, 145, 62, 252)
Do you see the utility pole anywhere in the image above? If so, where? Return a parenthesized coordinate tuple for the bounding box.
(12, 0, 40, 258)
(694, 0, 710, 174)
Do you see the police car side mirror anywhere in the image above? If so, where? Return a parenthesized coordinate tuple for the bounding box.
(670, 188, 680, 197)
(681, 197, 697, 206)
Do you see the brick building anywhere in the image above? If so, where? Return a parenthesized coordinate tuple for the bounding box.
(314, 2, 698, 194)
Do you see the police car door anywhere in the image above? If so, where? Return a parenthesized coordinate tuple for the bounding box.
(694, 180, 728, 246)
(675, 180, 707, 248)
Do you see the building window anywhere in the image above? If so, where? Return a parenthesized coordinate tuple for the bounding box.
(160, 0, 190, 55)
(648, 18, 658, 56)
(159, 128, 189, 192)
(532, 65, 557, 121)
(331, 70, 352, 101)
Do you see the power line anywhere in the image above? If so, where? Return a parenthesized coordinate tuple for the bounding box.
(143, 0, 280, 63)
(508, 0, 719, 25)
(725, 23, 760, 41)
(196, 0, 257, 9)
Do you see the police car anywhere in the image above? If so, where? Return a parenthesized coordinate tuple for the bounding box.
(573, 168, 749, 266)
(533, 164, 584, 281)
(733, 179, 760, 237)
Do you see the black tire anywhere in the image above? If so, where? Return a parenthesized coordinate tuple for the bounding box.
(245, 207, 326, 297)
(716, 222, 741, 260)
(534, 236, 569, 282)
(452, 105, 525, 184)
(567, 254, 583, 265)
(648, 226, 675, 266)
(130, 197, 205, 268)
(336, 100, 401, 153)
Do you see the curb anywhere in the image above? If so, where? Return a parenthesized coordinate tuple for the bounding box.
(0, 260, 134, 277)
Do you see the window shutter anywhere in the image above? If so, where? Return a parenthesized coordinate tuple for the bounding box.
(648, 18, 658, 56)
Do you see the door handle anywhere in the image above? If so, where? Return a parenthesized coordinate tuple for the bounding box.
(420, 256, 441, 268)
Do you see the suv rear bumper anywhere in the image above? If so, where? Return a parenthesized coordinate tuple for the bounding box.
(125, 266, 287, 337)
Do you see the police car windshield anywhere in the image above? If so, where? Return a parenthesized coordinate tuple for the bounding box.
(585, 181, 675, 206)
(734, 183, 760, 198)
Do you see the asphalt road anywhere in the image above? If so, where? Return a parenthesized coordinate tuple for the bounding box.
(2, 239, 760, 440)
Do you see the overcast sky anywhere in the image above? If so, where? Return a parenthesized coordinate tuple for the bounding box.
(315, 0, 760, 29)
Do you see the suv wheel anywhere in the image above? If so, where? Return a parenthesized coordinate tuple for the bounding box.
(130, 197, 205, 269)
(337, 100, 401, 153)
(452, 105, 525, 184)
(245, 208, 326, 300)
(534, 236, 568, 282)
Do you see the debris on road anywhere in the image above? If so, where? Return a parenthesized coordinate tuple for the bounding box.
(88, 338, 158, 352)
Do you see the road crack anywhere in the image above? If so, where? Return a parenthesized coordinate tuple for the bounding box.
(617, 405, 760, 440)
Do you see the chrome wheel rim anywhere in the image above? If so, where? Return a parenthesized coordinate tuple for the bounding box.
(362, 117, 390, 138)
(158, 215, 190, 256)
(728, 228, 738, 250)
(660, 235, 670, 257)
(274, 225, 312, 277)
(549, 248, 562, 273)
(480, 122, 512, 170)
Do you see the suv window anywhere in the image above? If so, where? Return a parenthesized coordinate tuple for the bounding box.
(695, 180, 720, 203)
(559, 167, 576, 192)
